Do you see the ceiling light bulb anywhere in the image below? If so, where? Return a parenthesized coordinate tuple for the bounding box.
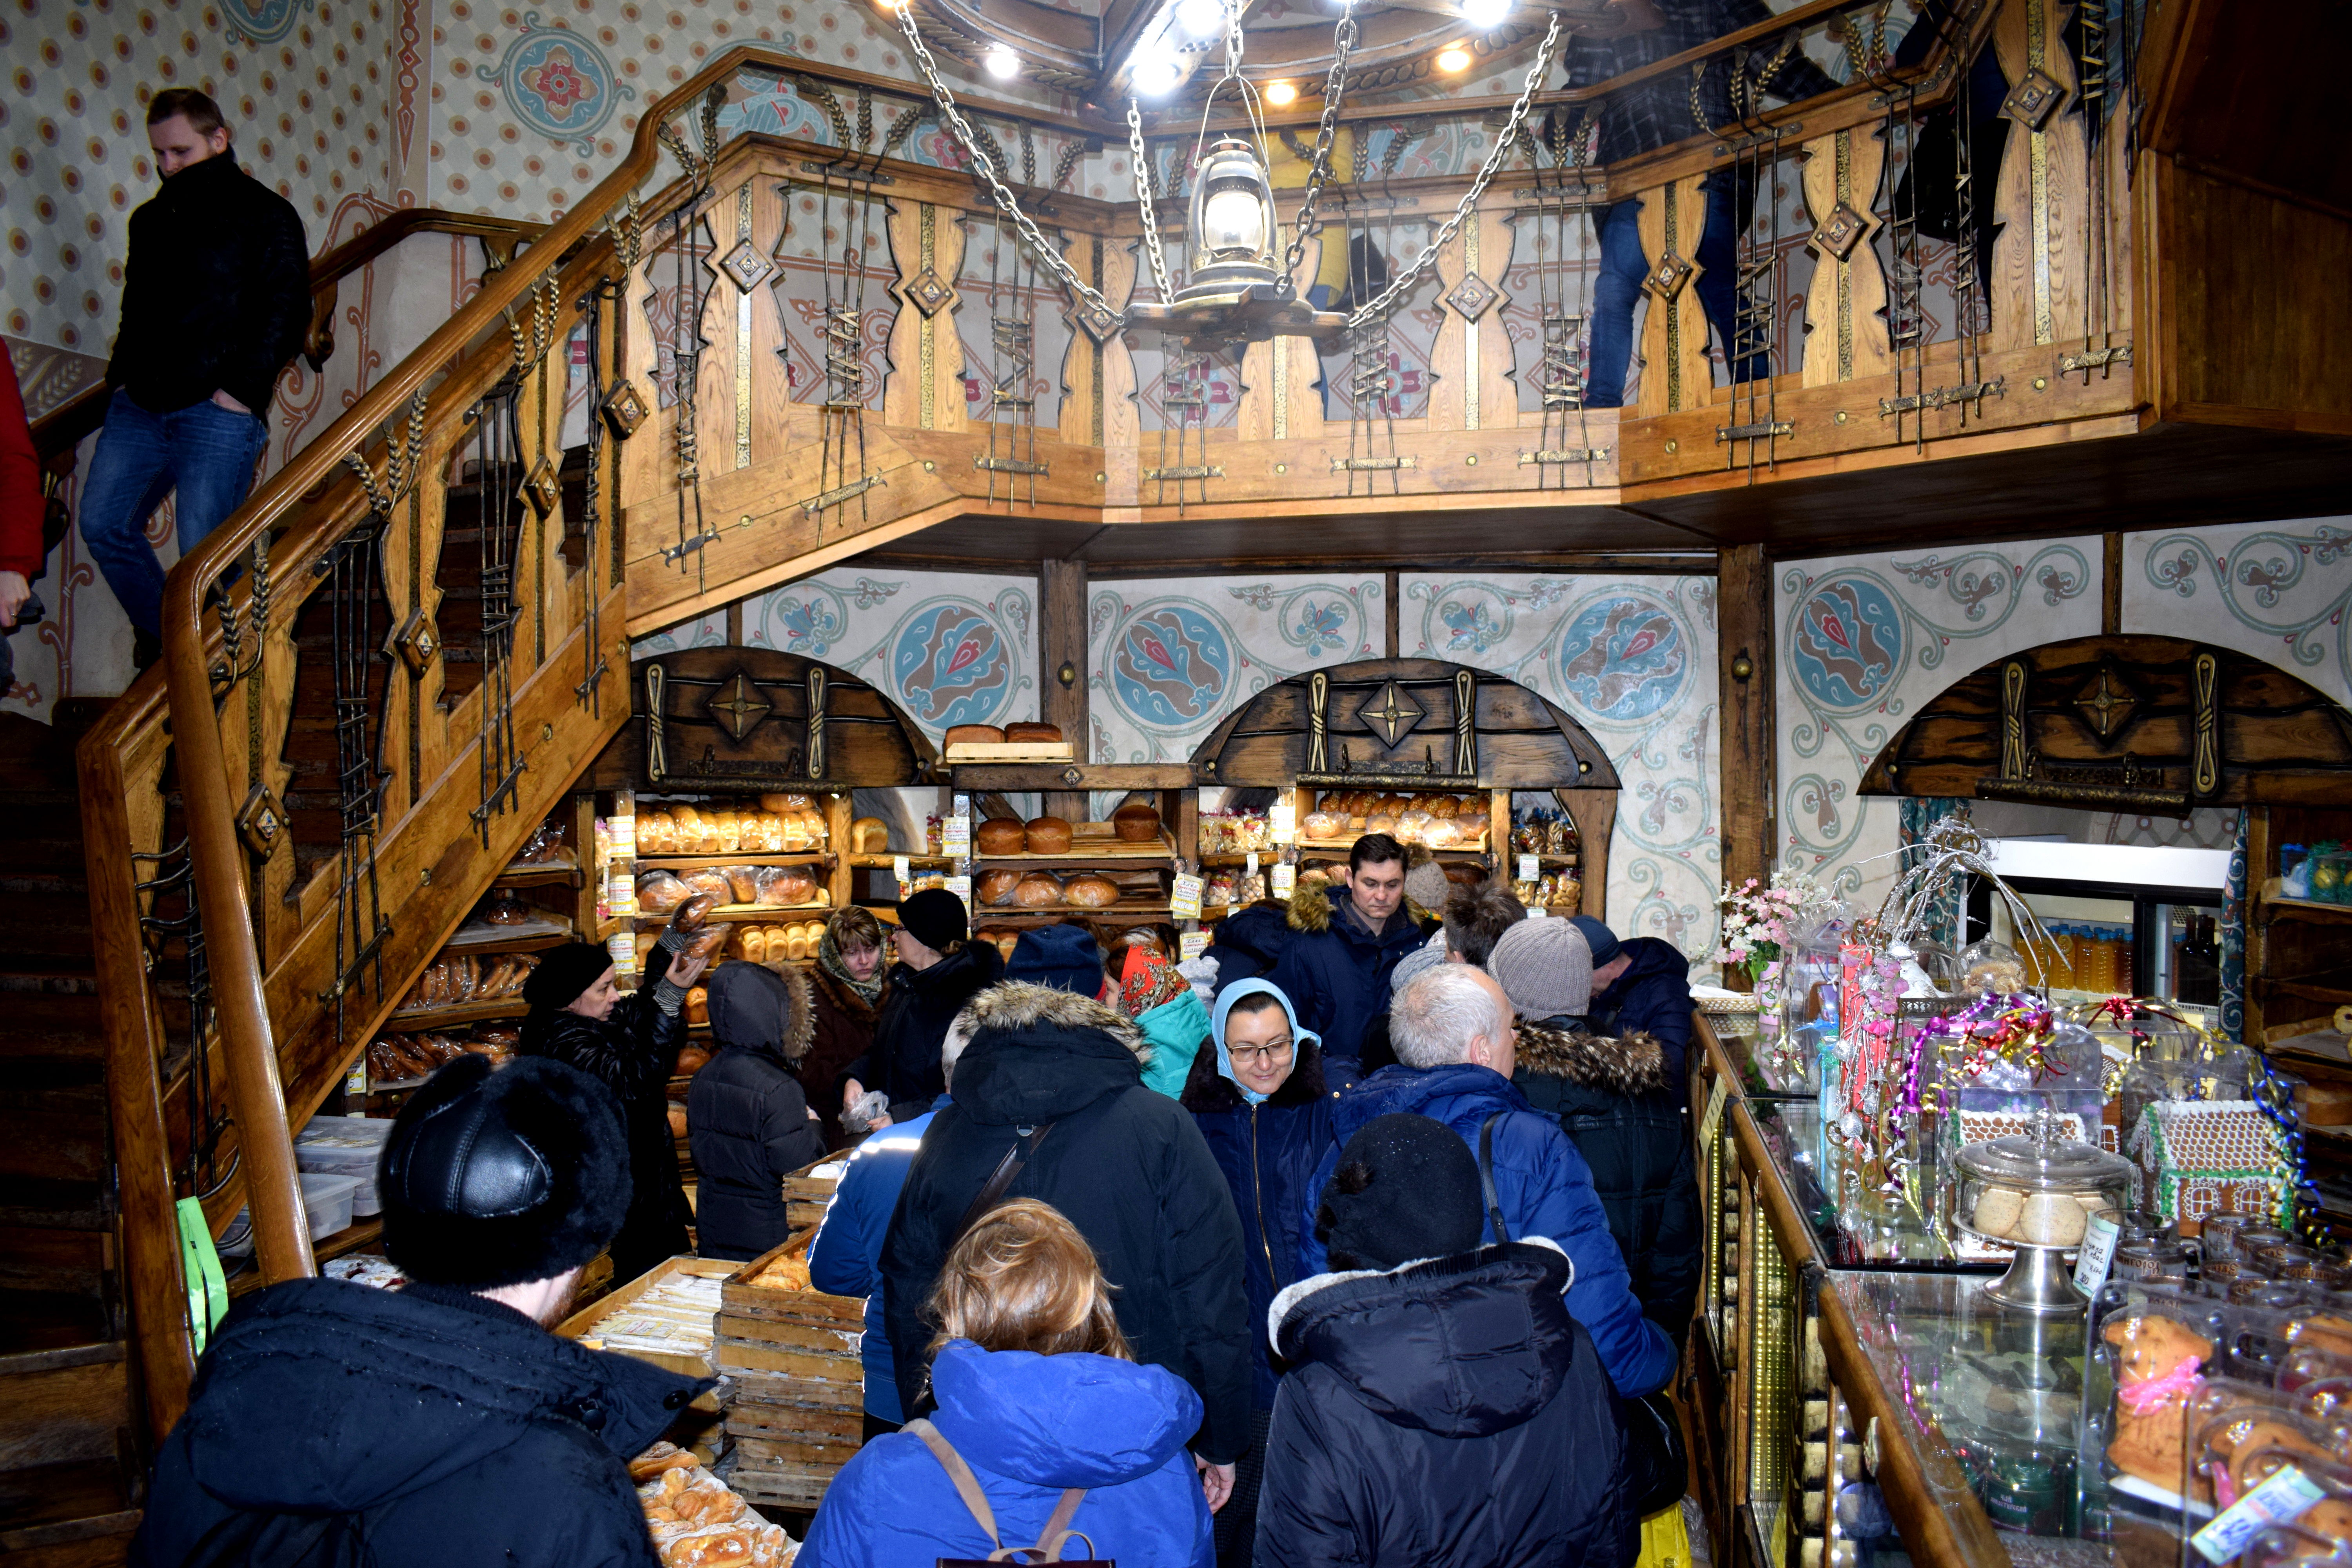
(1436, 44, 1472, 71)
(984, 43, 1020, 78)
(1135, 48, 1186, 96)
(1460, 0, 1509, 27)
(1264, 80, 1298, 106)
(1174, 0, 1226, 42)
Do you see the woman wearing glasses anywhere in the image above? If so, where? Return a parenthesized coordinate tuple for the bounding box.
(1178, 978, 1334, 1568)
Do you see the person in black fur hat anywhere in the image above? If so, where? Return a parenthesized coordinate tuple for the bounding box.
(133, 1055, 712, 1568)
(518, 922, 710, 1290)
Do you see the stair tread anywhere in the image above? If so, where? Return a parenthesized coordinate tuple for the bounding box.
(0, 1459, 135, 1539)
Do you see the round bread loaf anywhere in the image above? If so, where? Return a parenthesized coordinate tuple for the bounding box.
(976, 868, 1023, 906)
(945, 724, 1006, 748)
(1025, 816, 1074, 853)
(1012, 873, 1065, 908)
(724, 866, 763, 904)
(1112, 801, 1161, 842)
(1064, 875, 1122, 909)
(1004, 721, 1063, 743)
(851, 816, 891, 853)
(2017, 1192, 2090, 1246)
(1973, 1186, 2025, 1238)
(976, 818, 1028, 856)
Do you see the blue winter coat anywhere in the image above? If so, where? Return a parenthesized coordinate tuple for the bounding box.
(1180, 997, 1332, 1411)
(1203, 902, 1297, 996)
(806, 1097, 946, 1424)
(799, 1339, 1216, 1568)
(1264, 883, 1434, 1088)
(1297, 1062, 1678, 1397)
(1590, 936, 1697, 1078)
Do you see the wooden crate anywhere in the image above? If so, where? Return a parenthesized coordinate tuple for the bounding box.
(719, 1230, 867, 1507)
(780, 1151, 846, 1232)
(554, 1254, 733, 1377)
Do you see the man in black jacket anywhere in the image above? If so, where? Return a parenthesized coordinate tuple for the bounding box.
(1572, 915, 1698, 1078)
(878, 980, 1252, 1510)
(839, 887, 1003, 1126)
(519, 936, 708, 1289)
(690, 960, 828, 1261)
(83, 89, 310, 650)
(133, 1054, 709, 1568)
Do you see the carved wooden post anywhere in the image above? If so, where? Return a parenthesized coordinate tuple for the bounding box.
(1635, 173, 1714, 417)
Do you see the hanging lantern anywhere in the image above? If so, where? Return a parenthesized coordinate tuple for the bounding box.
(1179, 137, 1279, 301)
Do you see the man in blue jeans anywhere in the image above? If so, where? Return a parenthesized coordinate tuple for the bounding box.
(82, 89, 309, 660)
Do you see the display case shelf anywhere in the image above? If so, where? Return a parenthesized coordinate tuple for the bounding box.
(493, 858, 583, 888)
(2259, 894, 2352, 927)
(385, 998, 529, 1028)
(443, 918, 576, 953)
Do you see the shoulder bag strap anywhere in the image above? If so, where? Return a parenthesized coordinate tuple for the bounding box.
(906, 1418, 1004, 1552)
(1478, 1113, 1512, 1244)
(953, 1121, 1056, 1243)
(1029, 1488, 1094, 1562)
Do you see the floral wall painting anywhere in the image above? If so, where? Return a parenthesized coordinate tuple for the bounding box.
(476, 16, 637, 154)
(221, 0, 316, 45)
(1403, 574, 1720, 972)
(2122, 517, 2352, 709)
(1774, 538, 2102, 920)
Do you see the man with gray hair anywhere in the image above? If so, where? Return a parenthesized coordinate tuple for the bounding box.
(1296, 963, 1677, 1397)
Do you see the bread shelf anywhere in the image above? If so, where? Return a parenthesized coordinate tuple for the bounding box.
(975, 904, 1173, 922)
(632, 902, 835, 921)
(1295, 840, 1493, 859)
(632, 851, 834, 868)
(443, 918, 576, 953)
(494, 857, 583, 888)
(848, 852, 951, 868)
(387, 998, 529, 1027)
(971, 830, 1176, 864)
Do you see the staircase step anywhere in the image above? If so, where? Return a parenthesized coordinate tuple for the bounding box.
(0, 1506, 141, 1566)
(0, 1176, 107, 1231)
(0, 1344, 127, 1470)
(0, 1458, 136, 1540)
(0, 996, 106, 1063)
(0, 1230, 109, 1298)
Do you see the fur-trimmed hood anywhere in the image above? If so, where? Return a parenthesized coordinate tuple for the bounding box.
(949, 980, 1152, 1128)
(705, 958, 815, 1065)
(1512, 1023, 1670, 1097)
(1287, 882, 1434, 940)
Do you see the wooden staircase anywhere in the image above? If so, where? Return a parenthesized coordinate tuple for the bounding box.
(0, 703, 141, 1567)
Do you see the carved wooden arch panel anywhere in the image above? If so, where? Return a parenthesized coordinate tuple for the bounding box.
(1856, 635, 2352, 808)
(588, 646, 940, 789)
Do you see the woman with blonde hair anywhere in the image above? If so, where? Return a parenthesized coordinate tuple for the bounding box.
(802, 1200, 1214, 1566)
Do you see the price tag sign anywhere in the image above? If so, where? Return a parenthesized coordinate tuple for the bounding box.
(2192, 1465, 2326, 1564)
(1180, 931, 1210, 962)
(1246, 850, 1259, 878)
(892, 854, 911, 884)
(943, 816, 971, 857)
(2073, 1212, 2123, 1297)
(946, 874, 973, 915)
(345, 1058, 368, 1098)
(608, 864, 638, 918)
(1271, 861, 1297, 898)
(1270, 802, 1296, 845)
(1171, 872, 1205, 922)
(610, 813, 636, 855)
(1517, 853, 1540, 883)
(1699, 1077, 1729, 1148)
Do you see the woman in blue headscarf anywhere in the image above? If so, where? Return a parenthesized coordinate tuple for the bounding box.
(1177, 978, 1334, 1568)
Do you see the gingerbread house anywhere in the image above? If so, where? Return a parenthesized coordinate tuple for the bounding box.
(2126, 1100, 2291, 1230)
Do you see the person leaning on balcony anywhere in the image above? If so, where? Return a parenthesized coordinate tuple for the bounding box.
(82, 88, 310, 665)
(0, 358, 44, 695)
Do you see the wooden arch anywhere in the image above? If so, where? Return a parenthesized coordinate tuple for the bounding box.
(1857, 635, 2352, 808)
(588, 645, 940, 788)
(1189, 657, 1623, 911)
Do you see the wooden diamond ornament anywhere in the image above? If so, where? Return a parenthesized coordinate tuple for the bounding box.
(718, 238, 775, 293)
(1644, 250, 1695, 300)
(2003, 68, 2066, 130)
(1445, 272, 1503, 323)
(236, 784, 287, 858)
(904, 265, 956, 318)
(1813, 201, 1868, 260)
(705, 671, 773, 742)
(601, 379, 650, 438)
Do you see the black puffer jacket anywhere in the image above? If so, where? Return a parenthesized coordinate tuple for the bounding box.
(1589, 936, 1697, 1078)
(1255, 1243, 1636, 1568)
(877, 982, 1253, 1464)
(1203, 902, 1297, 996)
(690, 963, 828, 1261)
(519, 960, 688, 1288)
(110, 152, 310, 416)
(132, 1277, 708, 1568)
(1514, 1021, 1701, 1345)
(846, 942, 1003, 1120)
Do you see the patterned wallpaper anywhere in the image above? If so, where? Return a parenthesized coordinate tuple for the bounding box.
(2122, 516, 2352, 710)
(1773, 537, 2103, 913)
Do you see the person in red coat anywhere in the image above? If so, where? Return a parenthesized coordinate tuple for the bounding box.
(0, 359, 45, 692)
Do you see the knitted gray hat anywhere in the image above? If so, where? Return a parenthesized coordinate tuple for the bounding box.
(1388, 928, 1450, 996)
(1403, 858, 1452, 914)
(1486, 916, 1593, 1021)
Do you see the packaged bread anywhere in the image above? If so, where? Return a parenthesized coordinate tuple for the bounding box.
(1302, 810, 1347, 840)
(1026, 816, 1074, 853)
(851, 816, 890, 853)
(712, 810, 740, 853)
(675, 1045, 710, 1076)
(755, 866, 818, 907)
(635, 870, 692, 914)
(976, 818, 1028, 856)
(778, 812, 815, 852)
(479, 891, 533, 927)
(1112, 801, 1161, 842)
(677, 867, 732, 903)
(681, 923, 731, 963)
(977, 868, 1023, 907)
(945, 724, 1005, 748)
(1004, 721, 1062, 743)
(724, 866, 763, 904)
(1064, 875, 1122, 909)
(636, 811, 673, 855)
(1012, 873, 1065, 908)
(748, 813, 784, 853)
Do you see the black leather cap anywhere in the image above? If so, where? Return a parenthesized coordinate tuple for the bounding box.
(378, 1054, 630, 1290)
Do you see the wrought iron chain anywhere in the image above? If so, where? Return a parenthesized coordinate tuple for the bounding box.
(894, 0, 1120, 318)
(1347, 6, 1561, 328)
(1279, 0, 1359, 297)
(1126, 99, 1174, 300)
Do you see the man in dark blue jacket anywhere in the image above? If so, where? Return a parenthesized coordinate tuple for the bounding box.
(1298, 964, 1677, 1398)
(1572, 916, 1697, 1078)
(1266, 835, 1432, 1088)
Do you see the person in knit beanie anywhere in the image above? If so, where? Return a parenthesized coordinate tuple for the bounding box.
(1485, 917, 1593, 1031)
(1401, 847, 1452, 918)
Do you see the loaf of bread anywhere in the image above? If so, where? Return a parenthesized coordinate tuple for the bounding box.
(976, 818, 1028, 856)
(679, 867, 733, 903)
(1004, 721, 1062, 743)
(2299, 1081, 2352, 1127)
(755, 866, 818, 907)
(945, 724, 1005, 748)
(1112, 801, 1161, 843)
(684, 987, 709, 1026)
(723, 866, 762, 904)
(977, 868, 1023, 906)
(636, 869, 691, 914)
(1012, 873, 1065, 908)
(1025, 816, 1073, 853)
(1064, 875, 1122, 909)
(738, 927, 771, 962)
(851, 817, 890, 853)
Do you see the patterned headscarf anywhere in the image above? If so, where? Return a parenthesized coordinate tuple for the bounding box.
(1118, 947, 1188, 1018)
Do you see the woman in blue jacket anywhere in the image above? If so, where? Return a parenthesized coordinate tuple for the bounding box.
(1179, 979, 1332, 1568)
(801, 1198, 1214, 1568)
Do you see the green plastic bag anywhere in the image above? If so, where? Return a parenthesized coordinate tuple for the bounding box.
(177, 1196, 229, 1356)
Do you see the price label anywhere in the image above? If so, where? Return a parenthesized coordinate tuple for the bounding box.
(610, 813, 636, 854)
(1517, 853, 1540, 883)
(1270, 802, 1296, 845)
(1246, 850, 1259, 878)
(608, 865, 638, 918)
(1271, 861, 1297, 898)
(1180, 931, 1210, 962)
(1171, 872, 1205, 922)
(1699, 1076, 1729, 1147)
(2192, 1465, 2327, 1564)
(606, 929, 638, 979)
(946, 874, 973, 915)
(942, 816, 971, 857)
(892, 854, 910, 884)
(2073, 1212, 2122, 1297)
(345, 1057, 368, 1098)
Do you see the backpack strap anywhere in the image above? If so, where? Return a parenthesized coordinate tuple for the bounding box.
(1478, 1113, 1512, 1244)
(1027, 1488, 1093, 1562)
(953, 1121, 1056, 1243)
(906, 1418, 1004, 1552)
